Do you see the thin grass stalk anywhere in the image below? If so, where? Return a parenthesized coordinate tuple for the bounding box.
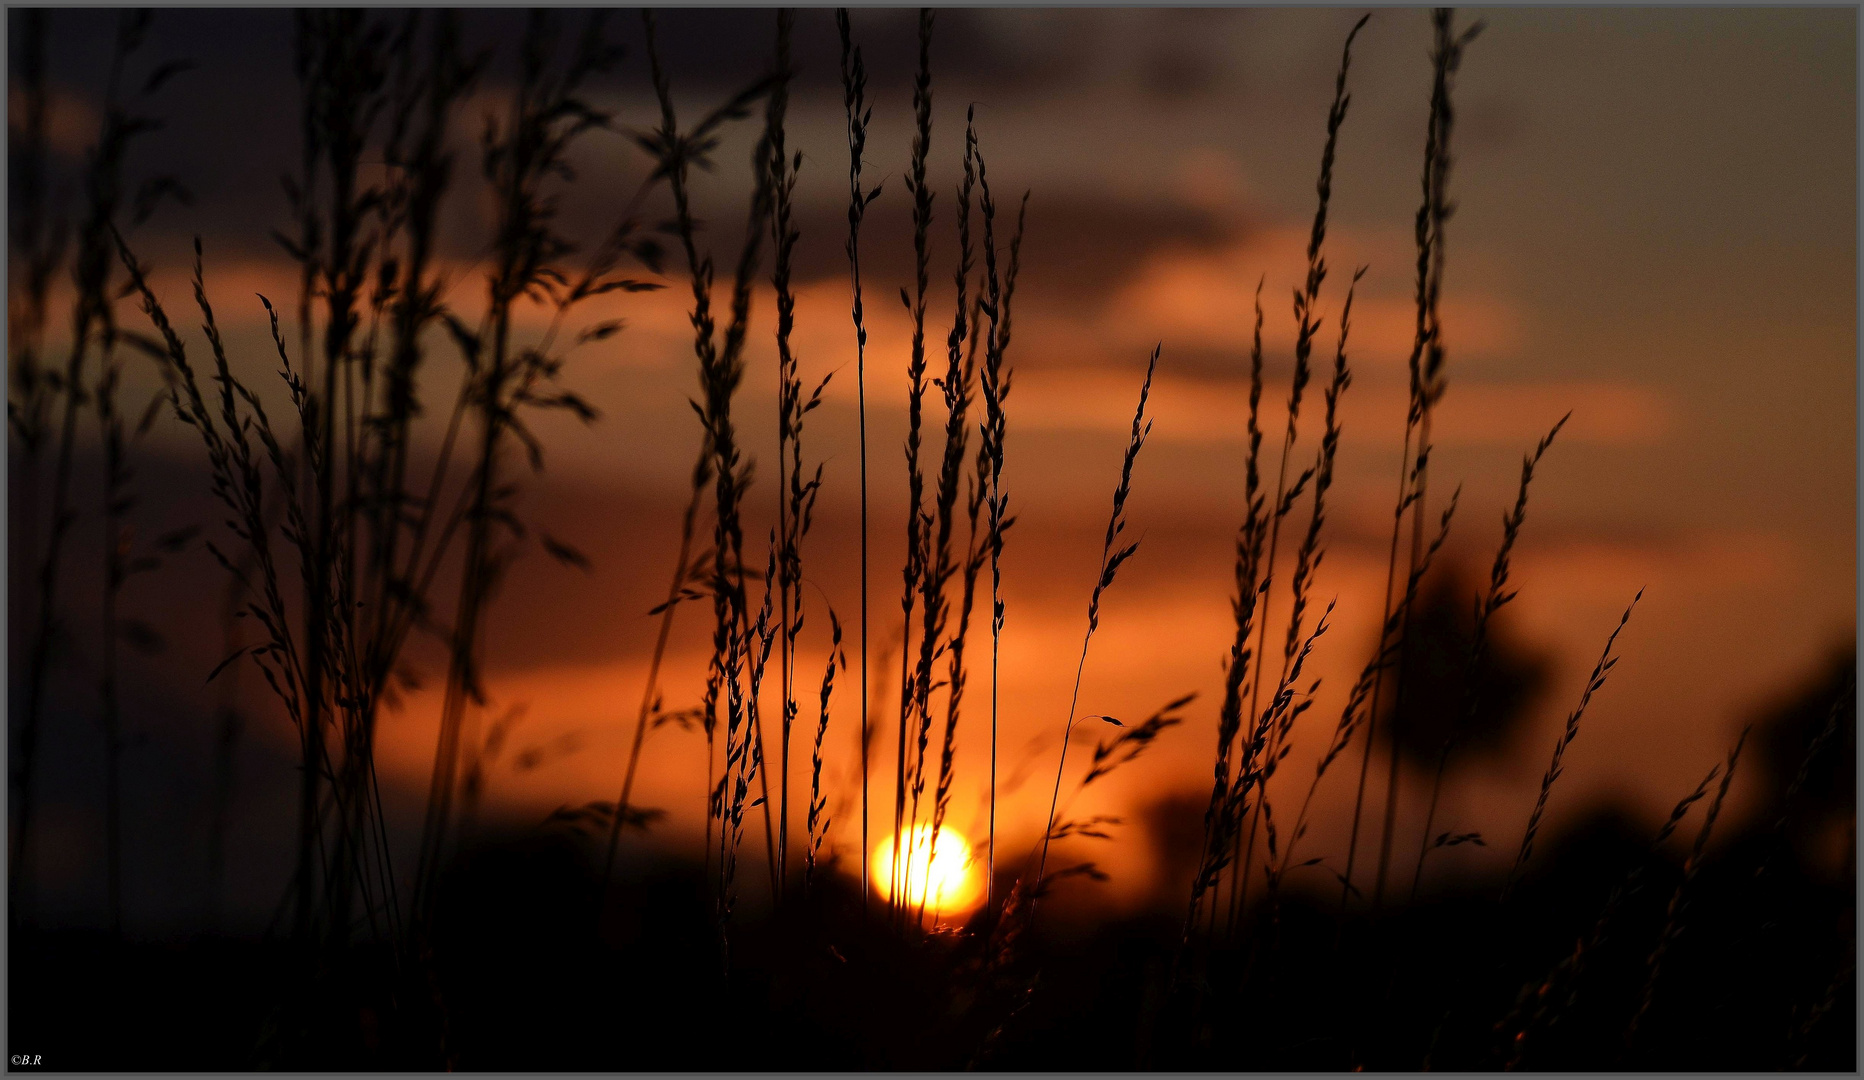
(1339, 422, 1413, 918)
(357, 49, 489, 691)
(1241, 406, 1338, 929)
(1233, 484, 1450, 952)
(1033, 693, 1194, 937)
(300, 11, 460, 956)
(1410, 413, 1568, 901)
(308, 9, 390, 953)
(1200, 557, 1363, 960)
(913, 111, 980, 926)
(120, 226, 396, 984)
(352, 8, 415, 657)
(1502, 589, 1643, 903)
(1367, 7, 1479, 916)
(247, 284, 357, 952)
(974, 140, 1025, 908)
(277, 21, 327, 952)
(324, 26, 394, 945)
(92, 357, 183, 943)
(1277, 270, 1362, 732)
(1754, 673, 1853, 887)
(861, 632, 896, 899)
(1229, 14, 1366, 930)
(414, 54, 504, 935)
(1187, 279, 1266, 941)
(637, 11, 785, 919)
(208, 568, 248, 931)
(415, 11, 623, 930)
(1500, 760, 1723, 1068)
(362, 9, 477, 704)
(1227, 325, 1305, 921)
(352, 13, 483, 956)
(1341, 6, 1456, 917)
(1237, 602, 1340, 865)
(96, 360, 127, 938)
(806, 612, 845, 893)
(1032, 345, 1159, 926)
(7, 6, 68, 505)
(891, 6, 936, 923)
(1626, 726, 1751, 1049)
(287, 10, 321, 413)
(768, 12, 830, 900)
(931, 303, 986, 892)
(1786, 809, 1854, 1068)
(5, 14, 63, 819)
(84, 41, 198, 940)
(1259, 267, 1361, 916)
(991, 192, 1027, 904)
(602, 447, 711, 902)
(1371, 308, 1435, 910)
(261, 273, 350, 956)
(721, 558, 778, 927)
(13, 11, 161, 928)
(1790, 955, 1853, 1069)
(724, 139, 783, 903)
(1217, 290, 1270, 938)
(1272, 473, 1458, 902)
(717, 555, 774, 950)
(116, 232, 323, 952)
(836, 8, 881, 914)
(766, 9, 801, 896)
(284, 12, 333, 950)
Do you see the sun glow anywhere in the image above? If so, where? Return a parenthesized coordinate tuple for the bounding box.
(871, 825, 983, 916)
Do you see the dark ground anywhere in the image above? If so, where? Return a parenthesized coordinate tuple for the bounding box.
(10, 784, 1854, 1071)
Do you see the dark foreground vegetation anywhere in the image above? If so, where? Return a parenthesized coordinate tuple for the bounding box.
(8, 6, 1855, 1071)
(13, 744, 1857, 1070)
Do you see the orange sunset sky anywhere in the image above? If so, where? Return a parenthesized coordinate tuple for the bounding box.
(14, 7, 1855, 924)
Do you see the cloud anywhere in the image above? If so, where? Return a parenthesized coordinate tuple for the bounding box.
(990, 368, 1673, 449)
(785, 188, 1238, 303)
(1077, 226, 1525, 367)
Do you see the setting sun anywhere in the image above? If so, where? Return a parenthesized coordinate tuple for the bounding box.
(871, 825, 984, 916)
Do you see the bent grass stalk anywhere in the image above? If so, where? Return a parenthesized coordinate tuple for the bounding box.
(1503, 588, 1644, 902)
(601, 447, 710, 905)
(1410, 412, 1569, 901)
(1626, 725, 1751, 1048)
(1032, 345, 1159, 927)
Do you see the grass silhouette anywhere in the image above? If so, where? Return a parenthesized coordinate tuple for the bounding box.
(6, 6, 1853, 1071)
